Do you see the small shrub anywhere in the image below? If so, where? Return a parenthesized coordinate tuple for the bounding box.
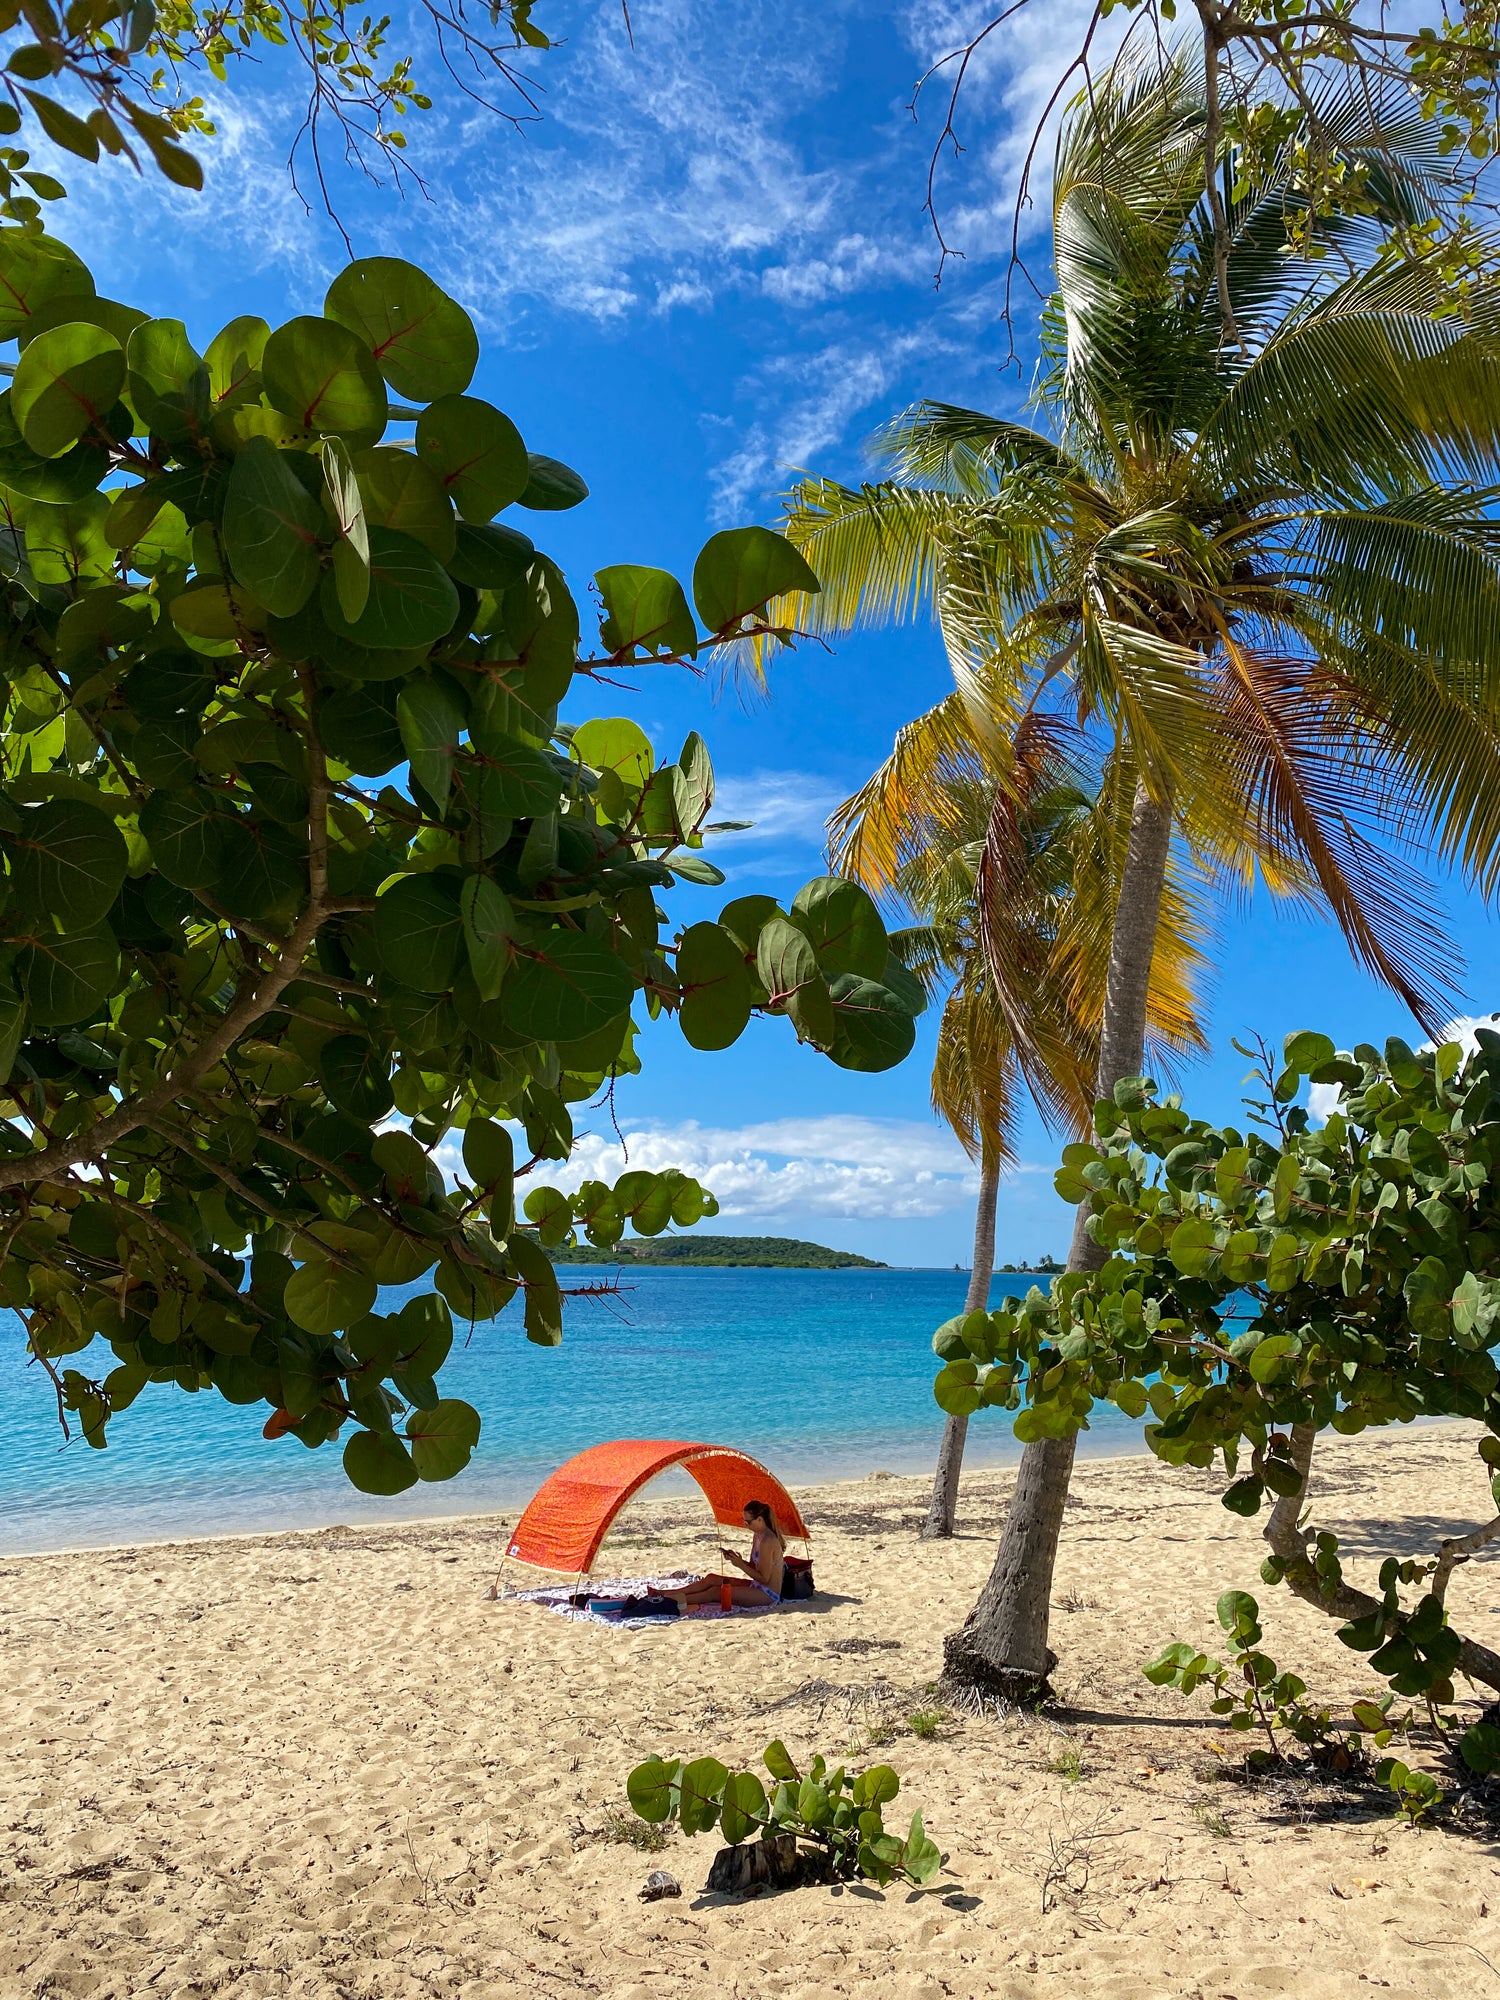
(1047, 1743, 1084, 1783)
(625, 1739, 941, 1887)
(907, 1708, 946, 1740)
(1145, 1590, 1406, 1771)
(597, 1809, 673, 1852)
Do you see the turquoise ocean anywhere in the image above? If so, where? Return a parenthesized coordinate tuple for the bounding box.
(5, 1266, 1148, 1555)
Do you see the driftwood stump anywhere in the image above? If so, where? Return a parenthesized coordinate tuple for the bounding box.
(704, 1834, 803, 1894)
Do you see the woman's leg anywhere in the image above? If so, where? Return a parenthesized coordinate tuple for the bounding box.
(672, 1577, 775, 1609)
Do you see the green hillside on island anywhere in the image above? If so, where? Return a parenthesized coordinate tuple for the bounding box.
(548, 1235, 887, 1269)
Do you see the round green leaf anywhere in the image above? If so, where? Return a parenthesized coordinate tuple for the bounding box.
(352, 445, 456, 561)
(756, 915, 834, 1048)
(325, 257, 479, 401)
(261, 316, 388, 447)
(596, 563, 696, 657)
(140, 788, 238, 890)
(0, 388, 105, 500)
(0, 229, 94, 342)
(285, 1257, 377, 1336)
(678, 1756, 728, 1836)
(320, 526, 458, 649)
(415, 394, 528, 522)
(374, 873, 466, 992)
(126, 318, 210, 443)
(828, 975, 917, 1073)
(222, 435, 324, 617)
(18, 921, 119, 1024)
(790, 876, 887, 980)
(466, 730, 563, 818)
(405, 1397, 481, 1481)
(320, 683, 405, 775)
(501, 932, 635, 1042)
(447, 520, 534, 588)
(677, 921, 752, 1051)
(8, 797, 127, 927)
(11, 320, 125, 457)
(570, 716, 653, 793)
(461, 875, 515, 999)
(344, 1427, 419, 1495)
(318, 1033, 394, 1120)
(692, 525, 819, 634)
(626, 1757, 680, 1825)
(462, 1115, 513, 1191)
(519, 452, 589, 511)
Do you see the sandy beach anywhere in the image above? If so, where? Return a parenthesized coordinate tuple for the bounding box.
(7, 1425, 1500, 1999)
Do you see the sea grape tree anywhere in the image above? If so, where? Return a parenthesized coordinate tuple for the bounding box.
(933, 1030, 1500, 1695)
(0, 229, 922, 1495)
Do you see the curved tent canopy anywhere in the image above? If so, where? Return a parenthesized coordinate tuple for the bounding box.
(506, 1439, 811, 1577)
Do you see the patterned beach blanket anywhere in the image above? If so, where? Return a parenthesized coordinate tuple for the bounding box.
(509, 1572, 783, 1628)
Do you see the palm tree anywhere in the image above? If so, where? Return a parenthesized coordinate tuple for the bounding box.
(836, 706, 1208, 1537)
(768, 54, 1500, 1695)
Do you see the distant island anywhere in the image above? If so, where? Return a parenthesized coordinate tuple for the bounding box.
(997, 1255, 1062, 1273)
(549, 1235, 887, 1269)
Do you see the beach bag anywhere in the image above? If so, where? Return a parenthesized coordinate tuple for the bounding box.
(781, 1556, 816, 1600)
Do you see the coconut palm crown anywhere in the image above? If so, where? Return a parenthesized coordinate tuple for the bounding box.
(773, 50, 1500, 1694)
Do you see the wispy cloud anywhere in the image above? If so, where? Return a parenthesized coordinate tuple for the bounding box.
(708, 771, 844, 854)
(706, 327, 952, 519)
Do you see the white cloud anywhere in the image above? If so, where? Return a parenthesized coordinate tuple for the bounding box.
(437, 1114, 1045, 1221)
(1425, 1012, 1500, 1055)
(707, 771, 845, 853)
(1307, 1080, 1343, 1124)
(706, 327, 952, 519)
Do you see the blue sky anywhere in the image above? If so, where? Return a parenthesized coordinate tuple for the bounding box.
(46, 0, 1500, 1266)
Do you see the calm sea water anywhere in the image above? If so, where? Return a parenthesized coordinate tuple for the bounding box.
(5, 1267, 1148, 1554)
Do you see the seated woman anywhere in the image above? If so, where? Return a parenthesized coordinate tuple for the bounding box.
(672, 1500, 786, 1610)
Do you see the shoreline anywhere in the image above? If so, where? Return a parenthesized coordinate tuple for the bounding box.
(4, 1431, 1160, 1564)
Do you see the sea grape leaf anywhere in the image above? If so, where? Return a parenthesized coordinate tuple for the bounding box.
(692, 525, 819, 633)
(676, 921, 752, 1051)
(374, 873, 466, 993)
(827, 975, 917, 1073)
(596, 564, 697, 658)
(11, 320, 125, 457)
(790, 876, 887, 980)
(406, 1397, 481, 1480)
(8, 797, 127, 927)
(261, 315, 388, 447)
(344, 1427, 419, 1495)
(222, 435, 324, 616)
(502, 932, 635, 1042)
(519, 452, 588, 510)
(320, 526, 458, 650)
(325, 257, 479, 402)
(352, 445, 456, 561)
(284, 1258, 378, 1336)
(126, 318, 210, 443)
(416, 394, 528, 522)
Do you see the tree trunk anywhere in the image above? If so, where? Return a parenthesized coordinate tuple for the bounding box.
(1264, 1424, 1500, 1694)
(944, 780, 1175, 1701)
(922, 1151, 1001, 1539)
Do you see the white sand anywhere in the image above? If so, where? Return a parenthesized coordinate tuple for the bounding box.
(7, 1424, 1500, 1998)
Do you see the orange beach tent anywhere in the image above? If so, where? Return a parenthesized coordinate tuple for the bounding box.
(505, 1439, 810, 1578)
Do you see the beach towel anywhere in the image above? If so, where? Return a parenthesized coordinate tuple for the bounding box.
(507, 1572, 789, 1629)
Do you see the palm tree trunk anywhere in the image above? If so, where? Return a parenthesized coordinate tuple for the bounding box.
(921, 1150, 1001, 1539)
(943, 779, 1175, 1699)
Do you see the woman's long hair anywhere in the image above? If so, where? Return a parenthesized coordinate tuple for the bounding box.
(745, 1500, 784, 1544)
